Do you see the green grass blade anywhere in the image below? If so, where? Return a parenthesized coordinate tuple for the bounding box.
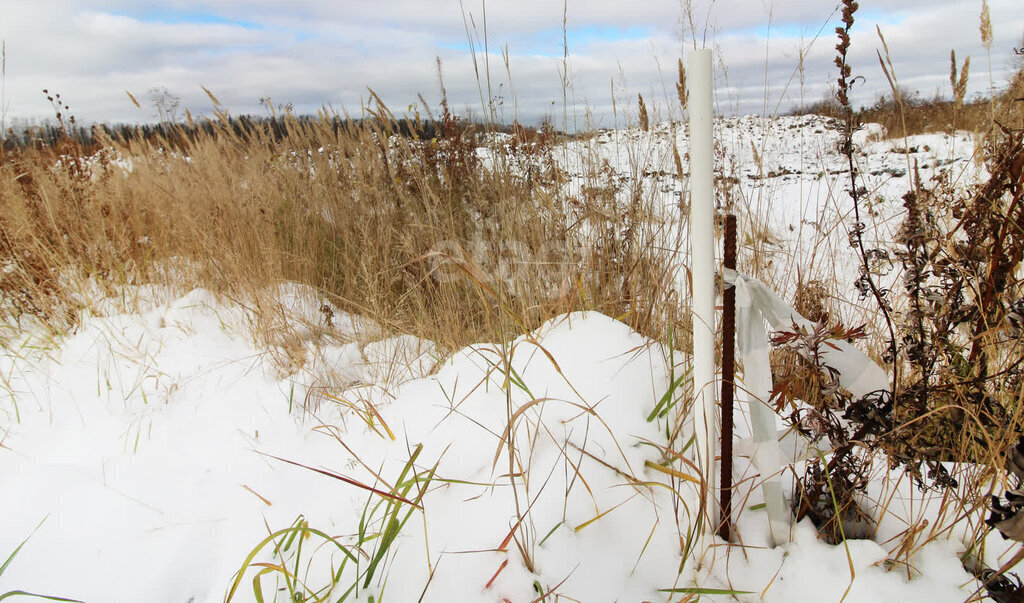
(0, 517, 47, 578)
(226, 524, 356, 601)
(538, 522, 562, 548)
(0, 592, 83, 602)
(647, 372, 689, 422)
(658, 587, 755, 595)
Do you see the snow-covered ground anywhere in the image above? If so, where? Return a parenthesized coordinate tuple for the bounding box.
(479, 115, 983, 316)
(1, 117, 1014, 601)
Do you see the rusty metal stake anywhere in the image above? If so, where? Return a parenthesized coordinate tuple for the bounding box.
(719, 214, 737, 541)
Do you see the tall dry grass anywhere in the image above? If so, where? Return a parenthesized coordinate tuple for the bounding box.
(0, 95, 682, 353)
(791, 43, 1023, 141)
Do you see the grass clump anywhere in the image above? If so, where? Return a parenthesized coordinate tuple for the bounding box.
(227, 446, 434, 602)
(775, 0, 1024, 552)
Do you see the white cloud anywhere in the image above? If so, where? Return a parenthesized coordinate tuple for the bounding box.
(1, 0, 1021, 128)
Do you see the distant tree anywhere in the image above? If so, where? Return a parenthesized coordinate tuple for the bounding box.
(149, 87, 181, 123)
(259, 96, 294, 117)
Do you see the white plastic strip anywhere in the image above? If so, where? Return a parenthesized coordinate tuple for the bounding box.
(689, 48, 717, 533)
(725, 269, 889, 399)
(725, 268, 890, 546)
(732, 276, 790, 546)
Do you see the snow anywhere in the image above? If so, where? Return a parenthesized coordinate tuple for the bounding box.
(1, 117, 1016, 601)
(0, 284, 1010, 601)
(0, 292, 684, 601)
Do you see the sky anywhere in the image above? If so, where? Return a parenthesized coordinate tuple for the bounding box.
(1, 0, 1022, 130)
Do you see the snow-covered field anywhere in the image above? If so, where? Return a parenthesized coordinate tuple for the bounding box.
(1, 117, 1014, 601)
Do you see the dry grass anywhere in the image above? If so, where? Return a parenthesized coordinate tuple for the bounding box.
(791, 57, 1024, 140)
(0, 99, 681, 352)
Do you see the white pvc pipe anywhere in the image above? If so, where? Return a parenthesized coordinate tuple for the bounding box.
(688, 49, 717, 534)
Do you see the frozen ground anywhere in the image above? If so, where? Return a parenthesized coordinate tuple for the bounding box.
(1, 117, 1015, 601)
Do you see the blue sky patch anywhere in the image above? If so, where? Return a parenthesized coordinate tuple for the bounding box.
(727, 22, 816, 39)
(857, 8, 907, 27)
(722, 9, 907, 41)
(113, 9, 264, 30)
(562, 25, 654, 48)
(441, 25, 655, 57)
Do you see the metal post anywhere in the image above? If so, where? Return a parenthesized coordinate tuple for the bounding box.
(719, 214, 736, 541)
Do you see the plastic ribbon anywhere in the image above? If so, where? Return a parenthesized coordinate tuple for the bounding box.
(724, 269, 889, 546)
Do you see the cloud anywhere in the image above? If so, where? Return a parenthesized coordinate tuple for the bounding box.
(1, 0, 1021, 129)
(116, 7, 264, 29)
